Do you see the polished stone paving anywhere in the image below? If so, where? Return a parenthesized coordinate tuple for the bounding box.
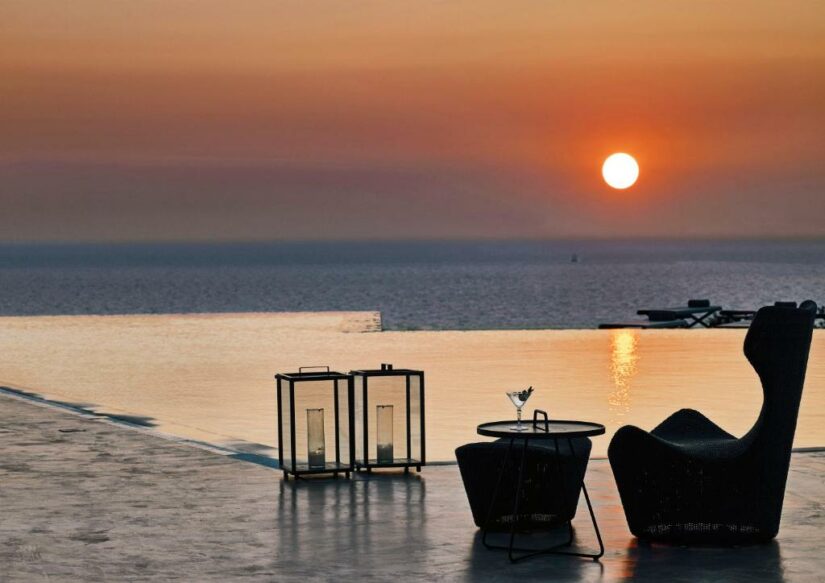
(1, 393, 823, 582)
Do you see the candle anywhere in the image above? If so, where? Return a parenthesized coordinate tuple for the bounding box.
(307, 408, 326, 469)
(376, 405, 394, 463)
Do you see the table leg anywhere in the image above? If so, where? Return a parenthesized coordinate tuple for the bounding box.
(553, 438, 574, 547)
(479, 436, 604, 563)
(510, 439, 604, 562)
(507, 438, 604, 563)
(480, 437, 534, 559)
(481, 437, 514, 549)
(507, 437, 530, 562)
(579, 482, 605, 559)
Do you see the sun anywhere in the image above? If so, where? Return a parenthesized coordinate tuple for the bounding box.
(602, 153, 639, 189)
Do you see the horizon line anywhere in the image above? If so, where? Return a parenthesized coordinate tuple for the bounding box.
(2, 235, 825, 247)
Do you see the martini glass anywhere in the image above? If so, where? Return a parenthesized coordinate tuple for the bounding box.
(506, 387, 533, 431)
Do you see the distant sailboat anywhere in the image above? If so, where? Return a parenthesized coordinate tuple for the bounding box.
(571, 253, 579, 263)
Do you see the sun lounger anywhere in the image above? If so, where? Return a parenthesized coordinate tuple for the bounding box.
(718, 309, 757, 319)
(600, 307, 693, 329)
(637, 300, 720, 328)
(713, 321, 752, 329)
(599, 319, 688, 329)
(718, 302, 805, 327)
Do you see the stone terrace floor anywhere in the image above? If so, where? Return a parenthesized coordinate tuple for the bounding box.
(1, 392, 823, 582)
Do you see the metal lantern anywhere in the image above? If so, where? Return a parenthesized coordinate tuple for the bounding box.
(275, 366, 354, 479)
(351, 364, 425, 472)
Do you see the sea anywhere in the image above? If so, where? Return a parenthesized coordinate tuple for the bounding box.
(2, 239, 824, 460)
(1, 239, 824, 328)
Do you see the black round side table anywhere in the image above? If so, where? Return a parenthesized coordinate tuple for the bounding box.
(476, 412, 606, 563)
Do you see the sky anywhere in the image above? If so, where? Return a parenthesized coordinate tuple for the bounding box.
(1, 1, 824, 242)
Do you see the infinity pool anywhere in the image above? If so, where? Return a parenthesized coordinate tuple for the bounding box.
(1, 312, 822, 460)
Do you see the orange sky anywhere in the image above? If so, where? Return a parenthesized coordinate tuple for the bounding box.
(1, 1, 824, 241)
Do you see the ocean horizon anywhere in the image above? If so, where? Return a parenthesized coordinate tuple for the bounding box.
(2, 238, 824, 329)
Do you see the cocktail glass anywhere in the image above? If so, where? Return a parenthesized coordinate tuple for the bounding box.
(506, 387, 533, 431)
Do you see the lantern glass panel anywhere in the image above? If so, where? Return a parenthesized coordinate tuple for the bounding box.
(279, 380, 293, 470)
(376, 405, 394, 463)
(409, 373, 423, 462)
(286, 378, 350, 471)
(336, 379, 352, 467)
(307, 408, 326, 469)
(367, 376, 406, 463)
(354, 375, 366, 465)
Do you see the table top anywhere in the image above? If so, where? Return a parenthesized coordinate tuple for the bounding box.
(477, 420, 606, 439)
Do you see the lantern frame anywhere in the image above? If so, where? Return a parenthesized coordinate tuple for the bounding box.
(350, 364, 426, 473)
(275, 367, 355, 479)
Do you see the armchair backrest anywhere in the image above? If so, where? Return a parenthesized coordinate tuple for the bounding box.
(743, 302, 816, 505)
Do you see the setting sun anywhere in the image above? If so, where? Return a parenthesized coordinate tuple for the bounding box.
(602, 153, 640, 190)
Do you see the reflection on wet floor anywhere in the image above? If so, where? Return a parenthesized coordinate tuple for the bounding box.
(266, 456, 822, 582)
(3, 390, 821, 582)
(616, 538, 785, 582)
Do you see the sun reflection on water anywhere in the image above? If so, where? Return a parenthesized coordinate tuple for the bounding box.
(608, 329, 639, 416)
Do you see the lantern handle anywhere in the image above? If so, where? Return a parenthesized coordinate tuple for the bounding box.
(299, 366, 330, 374)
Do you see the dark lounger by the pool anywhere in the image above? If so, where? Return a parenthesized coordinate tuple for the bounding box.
(599, 300, 715, 329)
(636, 299, 720, 328)
(715, 301, 823, 328)
(598, 319, 688, 330)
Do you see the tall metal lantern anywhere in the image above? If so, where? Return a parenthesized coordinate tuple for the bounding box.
(351, 364, 425, 472)
(275, 367, 354, 479)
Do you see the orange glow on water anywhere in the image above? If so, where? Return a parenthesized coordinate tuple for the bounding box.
(609, 330, 640, 416)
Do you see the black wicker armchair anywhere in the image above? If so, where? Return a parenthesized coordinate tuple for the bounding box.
(608, 302, 817, 544)
(456, 438, 591, 531)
